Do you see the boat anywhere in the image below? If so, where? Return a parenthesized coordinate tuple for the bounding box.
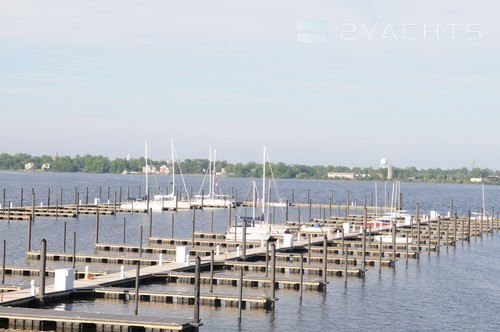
(192, 147, 234, 208)
(120, 139, 191, 212)
(225, 146, 289, 242)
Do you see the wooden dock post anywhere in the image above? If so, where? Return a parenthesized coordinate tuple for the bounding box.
(2, 240, 5, 284)
(95, 210, 100, 244)
(27, 215, 32, 253)
(437, 216, 441, 251)
(242, 214, 247, 260)
(265, 241, 269, 277)
(85, 187, 89, 206)
(392, 224, 397, 261)
(271, 243, 276, 303)
(467, 211, 471, 242)
(123, 218, 126, 244)
(139, 226, 143, 257)
(134, 261, 141, 315)
(31, 191, 35, 222)
(60, 188, 63, 206)
(149, 208, 153, 238)
(454, 214, 458, 245)
(308, 199, 312, 221)
(2, 188, 5, 211)
(76, 192, 80, 217)
(210, 250, 214, 293)
(114, 191, 117, 215)
(39, 239, 47, 302)
(47, 188, 50, 212)
(72, 232, 76, 269)
(308, 234, 311, 265)
(211, 211, 214, 233)
(20, 188, 24, 207)
(416, 203, 421, 254)
(192, 209, 196, 248)
(300, 252, 304, 299)
(171, 214, 175, 238)
(322, 235, 328, 287)
(194, 256, 201, 328)
(238, 267, 244, 320)
(344, 243, 348, 283)
(63, 222, 67, 253)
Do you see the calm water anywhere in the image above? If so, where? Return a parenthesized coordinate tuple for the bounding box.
(1, 171, 499, 331)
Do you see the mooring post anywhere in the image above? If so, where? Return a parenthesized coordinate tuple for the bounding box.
(265, 240, 270, 277)
(300, 252, 304, 299)
(114, 191, 117, 215)
(427, 218, 431, 254)
(362, 228, 367, 278)
(31, 191, 35, 222)
(308, 199, 312, 221)
(238, 267, 244, 320)
(149, 208, 153, 238)
(392, 223, 396, 261)
(308, 234, 311, 265)
(271, 243, 277, 304)
(344, 243, 348, 283)
(194, 256, 201, 328)
(47, 188, 50, 212)
(39, 239, 47, 301)
(192, 209, 196, 248)
(323, 235, 328, 287)
(63, 222, 67, 253)
(139, 226, 143, 257)
(171, 214, 175, 238)
(134, 261, 141, 315)
(416, 203, 421, 254)
(242, 214, 247, 260)
(467, 211, 471, 242)
(27, 215, 32, 253)
(2, 188, 4, 211)
(210, 250, 214, 293)
(60, 188, 63, 207)
(20, 188, 24, 207)
(123, 217, 126, 244)
(454, 213, 458, 245)
(437, 216, 441, 251)
(228, 205, 232, 228)
(76, 192, 80, 217)
(285, 200, 289, 221)
(2, 240, 6, 284)
(491, 207, 495, 233)
(69, 232, 75, 272)
(95, 210, 100, 245)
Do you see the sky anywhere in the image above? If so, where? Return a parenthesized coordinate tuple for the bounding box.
(0, 1, 499, 170)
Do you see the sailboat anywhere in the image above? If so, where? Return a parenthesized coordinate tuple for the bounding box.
(120, 139, 191, 212)
(192, 147, 233, 208)
(225, 146, 290, 242)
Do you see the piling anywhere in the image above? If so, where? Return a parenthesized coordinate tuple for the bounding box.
(149, 208, 153, 238)
(27, 215, 32, 253)
(416, 203, 421, 253)
(210, 250, 214, 293)
(123, 218, 126, 244)
(95, 210, 100, 244)
(192, 209, 196, 248)
(271, 243, 276, 304)
(171, 214, 175, 238)
(322, 235, 328, 287)
(238, 267, 244, 320)
(194, 256, 201, 328)
(139, 226, 143, 257)
(63, 222, 67, 253)
(39, 239, 47, 302)
(72, 232, 76, 269)
(299, 253, 304, 299)
(1, 240, 5, 284)
(134, 262, 140, 315)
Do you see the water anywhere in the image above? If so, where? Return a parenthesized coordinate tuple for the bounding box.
(1, 171, 500, 331)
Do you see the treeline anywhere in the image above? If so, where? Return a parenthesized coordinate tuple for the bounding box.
(1, 153, 499, 183)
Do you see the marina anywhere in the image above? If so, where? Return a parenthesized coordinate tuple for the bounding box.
(1, 172, 500, 331)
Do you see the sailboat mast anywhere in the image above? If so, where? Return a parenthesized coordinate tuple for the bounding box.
(171, 139, 175, 196)
(212, 149, 217, 197)
(145, 140, 148, 199)
(262, 145, 266, 224)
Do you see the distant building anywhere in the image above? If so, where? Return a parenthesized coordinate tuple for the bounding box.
(159, 165, 171, 174)
(470, 178, 483, 183)
(142, 165, 158, 174)
(24, 162, 34, 171)
(41, 163, 51, 170)
(327, 172, 355, 179)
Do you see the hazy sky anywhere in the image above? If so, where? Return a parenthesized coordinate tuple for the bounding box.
(1, 1, 498, 169)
